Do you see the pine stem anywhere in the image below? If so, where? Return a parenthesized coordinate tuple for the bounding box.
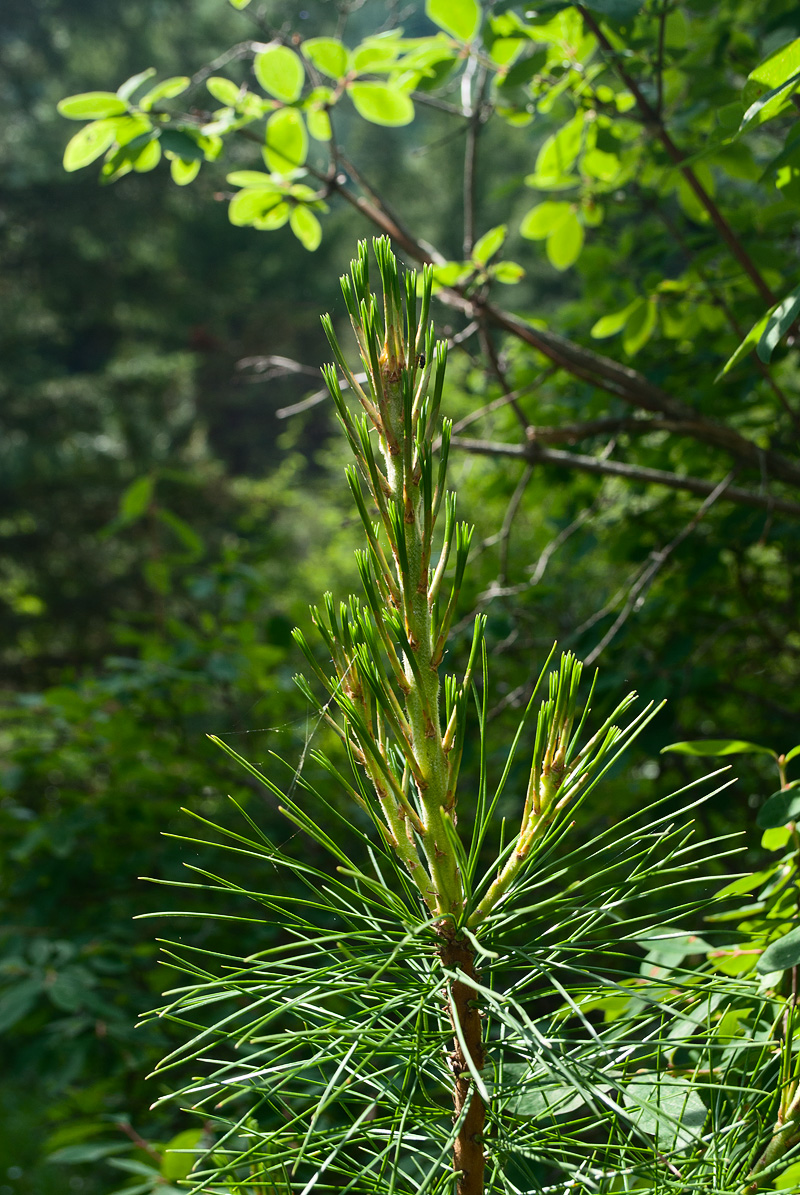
(440, 935, 486, 1195)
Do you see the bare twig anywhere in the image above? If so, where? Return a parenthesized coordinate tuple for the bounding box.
(452, 435, 800, 520)
(583, 471, 736, 664)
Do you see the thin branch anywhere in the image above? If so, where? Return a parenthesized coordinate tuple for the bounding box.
(654, 1, 667, 118)
(578, 5, 776, 307)
(451, 435, 800, 520)
(583, 471, 736, 664)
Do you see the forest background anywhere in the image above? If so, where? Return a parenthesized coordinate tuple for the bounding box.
(2, 0, 800, 1191)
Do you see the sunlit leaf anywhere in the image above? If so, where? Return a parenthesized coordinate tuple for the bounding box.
(348, 82, 414, 126)
(58, 92, 128, 120)
(661, 739, 776, 758)
(254, 46, 305, 103)
(758, 925, 800, 973)
(290, 205, 322, 251)
(264, 108, 308, 172)
(425, 0, 481, 42)
(302, 37, 349, 79)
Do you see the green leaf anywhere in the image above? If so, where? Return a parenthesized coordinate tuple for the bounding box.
(491, 261, 525, 284)
(758, 925, 800, 974)
(254, 46, 305, 103)
(254, 201, 290, 230)
(58, 92, 128, 120)
(756, 285, 800, 362)
(161, 1129, 203, 1181)
(264, 108, 308, 173)
(302, 38, 349, 79)
(48, 1143, 131, 1165)
(622, 296, 657, 356)
(62, 119, 120, 171)
(120, 476, 154, 522)
(227, 170, 278, 187)
(157, 509, 204, 557)
(786, 744, 800, 764)
(139, 77, 190, 110)
(775, 1162, 800, 1191)
(425, 0, 481, 41)
(741, 39, 800, 129)
(116, 68, 156, 102)
(348, 82, 414, 126)
(289, 205, 322, 251)
(158, 129, 207, 161)
(131, 137, 161, 173)
(306, 105, 332, 141)
(584, 0, 643, 17)
(626, 1075, 706, 1148)
(228, 0, 252, 8)
(716, 305, 777, 380)
(756, 782, 800, 829)
(206, 76, 242, 106)
(170, 158, 201, 185)
(472, 224, 507, 266)
(546, 209, 583, 270)
(0, 978, 41, 1033)
(661, 739, 776, 758)
(520, 200, 571, 240)
(533, 112, 584, 187)
(590, 301, 637, 338)
(228, 186, 285, 226)
(762, 825, 792, 852)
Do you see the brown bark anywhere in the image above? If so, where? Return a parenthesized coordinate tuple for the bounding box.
(440, 937, 486, 1195)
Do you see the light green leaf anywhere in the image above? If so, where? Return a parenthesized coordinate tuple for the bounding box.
(227, 170, 277, 187)
(348, 82, 414, 126)
(290, 205, 322, 251)
(139, 77, 190, 110)
(157, 509, 204, 557)
(786, 744, 800, 764)
(741, 38, 800, 129)
(775, 1161, 800, 1190)
(756, 284, 800, 362)
(120, 476, 154, 522)
(229, 186, 285, 226)
(62, 119, 120, 171)
(520, 201, 571, 240)
(491, 261, 525, 284)
(758, 925, 800, 974)
(254, 202, 290, 230)
(756, 782, 800, 829)
(159, 129, 206, 162)
(264, 108, 308, 172)
(305, 102, 332, 141)
(206, 76, 242, 106)
(131, 137, 161, 172)
(546, 209, 583, 270)
(57, 92, 128, 120)
(116, 68, 156, 102)
(762, 825, 792, 852)
(161, 1129, 203, 1181)
(170, 158, 201, 185)
(622, 296, 657, 356)
(661, 739, 776, 758)
(590, 301, 637, 338)
(254, 46, 305, 103)
(228, 0, 252, 8)
(472, 224, 507, 266)
(534, 112, 584, 186)
(425, 0, 481, 41)
(302, 38, 349, 79)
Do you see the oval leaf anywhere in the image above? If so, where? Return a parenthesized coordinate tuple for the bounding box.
(58, 92, 128, 120)
(63, 119, 120, 171)
(472, 224, 507, 266)
(289, 205, 322, 251)
(425, 0, 481, 42)
(302, 38, 349, 79)
(756, 285, 800, 363)
(207, 76, 242, 106)
(254, 46, 305, 103)
(520, 201, 570, 241)
(546, 210, 583, 271)
(229, 187, 285, 227)
(758, 925, 800, 973)
(591, 301, 637, 339)
(264, 108, 308, 173)
(756, 781, 800, 829)
(170, 158, 201, 185)
(139, 77, 190, 110)
(622, 296, 657, 356)
(348, 82, 414, 126)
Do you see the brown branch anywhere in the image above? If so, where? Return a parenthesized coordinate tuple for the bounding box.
(451, 435, 800, 520)
(578, 6, 775, 307)
(307, 164, 800, 490)
(440, 937, 485, 1195)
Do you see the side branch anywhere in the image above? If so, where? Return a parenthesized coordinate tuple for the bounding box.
(452, 436, 800, 521)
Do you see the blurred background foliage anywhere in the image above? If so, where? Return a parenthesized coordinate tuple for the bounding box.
(2, 0, 800, 1191)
